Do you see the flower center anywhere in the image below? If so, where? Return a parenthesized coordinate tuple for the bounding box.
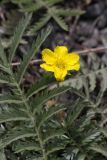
(55, 59, 66, 69)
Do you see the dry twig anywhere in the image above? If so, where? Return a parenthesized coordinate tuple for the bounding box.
(12, 46, 107, 66)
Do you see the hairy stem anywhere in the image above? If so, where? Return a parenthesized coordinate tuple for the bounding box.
(9, 66, 47, 160)
(35, 125, 48, 160)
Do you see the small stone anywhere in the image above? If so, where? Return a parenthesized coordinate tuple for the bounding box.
(82, 38, 98, 48)
(101, 28, 107, 39)
(97, 15, 107, 29)
(86, 2, 105, 18)
(92, 29, 100, 41)
(76, 22, 94, 37)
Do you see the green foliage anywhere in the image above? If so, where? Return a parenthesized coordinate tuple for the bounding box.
(57, 53, 107, 160)
(9, 13, 32, 62)
(0, 150, 6, 160)
(90, 144, 107, 158)
(0, 108, 29, 123)
(8, 0, 84, 34)
(31, 86, 70, 114)
(0, 16, 71, 160)
(26, 76, 54, 99)
(16, 26, 52, 84)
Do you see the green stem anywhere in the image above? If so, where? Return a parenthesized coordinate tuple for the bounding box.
(35, 125, 48, 160)
(9, 68, 47, 160)
(15, 83, 47, 159)
(11, 76, 34, 121)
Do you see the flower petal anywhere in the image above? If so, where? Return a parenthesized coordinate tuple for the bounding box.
(66, 53, 80, 65)
(54, 46, 68, 57)
(42, 49, 55, 64)
(40, 63, 54, 72)
(67, 62, 80, 71)
(54, 68, 67, 81)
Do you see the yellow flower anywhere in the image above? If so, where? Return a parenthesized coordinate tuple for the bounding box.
(40, 46, 80, 81)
